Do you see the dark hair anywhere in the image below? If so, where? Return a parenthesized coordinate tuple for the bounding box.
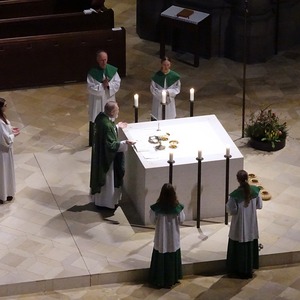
(156, 183, 179, 211)
(0, 98, 8, 124)
(161, 56, 171, 64)
(236, 170, 251, 207)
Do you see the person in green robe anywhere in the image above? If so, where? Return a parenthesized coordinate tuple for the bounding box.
(226, 170, 263, 278)
(150, 57, 181, 120)
(90, 101, 135, 209)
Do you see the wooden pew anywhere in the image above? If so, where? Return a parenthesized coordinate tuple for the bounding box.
(0, 9, 114, 39)
(0, 0, 56, 18)
(0, 28, 126, 90)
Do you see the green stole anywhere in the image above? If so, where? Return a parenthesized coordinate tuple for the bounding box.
(150, 203, 184, 215)
(152, 70, 180, 88)
(230, 185, 260, 203)
(88, 64, 118, 82)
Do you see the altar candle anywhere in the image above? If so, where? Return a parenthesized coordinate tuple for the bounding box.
(134, 94, 139, 108)
(198, 150, 202, 159)
(190, 88, 195, 101)
(226, 146, 230, 156)
(162, 90, 167, 104)
(169, 152, 173, 162)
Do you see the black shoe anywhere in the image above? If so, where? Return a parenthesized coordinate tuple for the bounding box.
(7, 196, 13, 201)
(0, 199, 4, 204)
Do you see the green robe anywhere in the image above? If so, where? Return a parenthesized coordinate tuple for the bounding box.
(90, 112, 124, 194)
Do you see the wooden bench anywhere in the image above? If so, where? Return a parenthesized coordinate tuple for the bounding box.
(0, 28, 126, 90)
(0, 9, 114, 38)
(0, 0, 56, 19)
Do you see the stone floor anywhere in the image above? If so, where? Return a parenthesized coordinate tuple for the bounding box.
(1, 0, 300, 299)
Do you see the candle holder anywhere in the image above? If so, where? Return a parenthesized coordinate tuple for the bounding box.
(224, 153, 232, 225)
(161, 103, 166, 120)
(133, 105, 138, 123)
(167, 159, 175, 184)
(190, 100, 194, 117)
(196, 156, 203, 228)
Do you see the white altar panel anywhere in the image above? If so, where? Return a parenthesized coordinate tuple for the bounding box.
(120, 115, 244, 225)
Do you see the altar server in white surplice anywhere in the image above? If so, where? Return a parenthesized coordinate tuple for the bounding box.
(0, 98, 20, 204)
(150, 57, 181, 120)
(87, 50, 121, 145)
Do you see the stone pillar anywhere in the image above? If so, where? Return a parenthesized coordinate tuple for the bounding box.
(225, 0, 275, 63)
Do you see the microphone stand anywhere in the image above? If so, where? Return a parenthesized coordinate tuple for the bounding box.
(242, 0, 248, 138)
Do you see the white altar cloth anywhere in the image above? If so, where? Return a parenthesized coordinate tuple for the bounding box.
(120, 115, 244, 225)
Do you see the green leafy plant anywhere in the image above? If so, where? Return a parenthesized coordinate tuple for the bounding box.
(245, 107, 288, 149)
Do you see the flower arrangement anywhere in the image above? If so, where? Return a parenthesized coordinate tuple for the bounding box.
(245, 107, 288, 149)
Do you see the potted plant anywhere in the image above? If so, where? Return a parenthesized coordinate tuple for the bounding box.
(245, 107, 288, 151)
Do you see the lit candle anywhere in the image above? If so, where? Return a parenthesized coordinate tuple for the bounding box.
(198, 150, 202, 159)
(134, 94, 139, 108)
(169, 152, 173, 162)
(162, 90, 167, 104)
(226, 146, 230, 156)
(190, 88, 194, 101)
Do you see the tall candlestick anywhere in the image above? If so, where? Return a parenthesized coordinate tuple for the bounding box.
(169, 152, 173, 162)
(162, 90, 167, 104)
(190, 88, 195, 101)
(134, 94, 139, 108)
(226, 146, 230, 156)
(198, 150, 202, 160)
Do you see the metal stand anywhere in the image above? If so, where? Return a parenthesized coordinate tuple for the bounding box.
(134, 106, 138, 123)
(224, 154, 232, 225)
(242, 0, 248, 138)
(190, 100, 194, 117)
(162, 103, 166, 120)
(167, 159, 174, 184)
(196, 156, 203, 228)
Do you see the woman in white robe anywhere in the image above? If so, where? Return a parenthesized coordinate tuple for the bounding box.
(149, 183, 185, 288)
(0, 98, 19, 204)
(150, 57, 181, 120)
(226, 170, 263, 278)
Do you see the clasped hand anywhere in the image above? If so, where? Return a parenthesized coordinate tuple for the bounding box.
(12, 127, 20, 137)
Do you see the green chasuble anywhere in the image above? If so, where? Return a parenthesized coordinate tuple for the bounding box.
(90, 112, 125, 194)
(151, 70, 180, 88)
(88, 64, 118, 82)
(230, 185, 260, 203)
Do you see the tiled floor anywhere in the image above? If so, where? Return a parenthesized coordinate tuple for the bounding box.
(1, 0, 300, 298)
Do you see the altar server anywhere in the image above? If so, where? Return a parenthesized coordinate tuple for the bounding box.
(149, 183, 185, 288)
(90, 101, 135, 209)
(0, 98, 19, 204)
(87, 50, 121, 146)
(226, 170, 263, 279)
(150, 57, 181, 120)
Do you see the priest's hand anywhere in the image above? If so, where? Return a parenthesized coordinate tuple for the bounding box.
(117, 122, 128, 129)
(126, 140, 136, 146)
(102, 77, 109, 89)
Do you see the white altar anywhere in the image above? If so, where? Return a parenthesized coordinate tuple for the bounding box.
(120, 115, 244, 225)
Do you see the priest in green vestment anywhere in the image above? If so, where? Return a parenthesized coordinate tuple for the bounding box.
(90, 101, 135, 209)
(150, 57, 181, 120)
(87, 50, 121, 145)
